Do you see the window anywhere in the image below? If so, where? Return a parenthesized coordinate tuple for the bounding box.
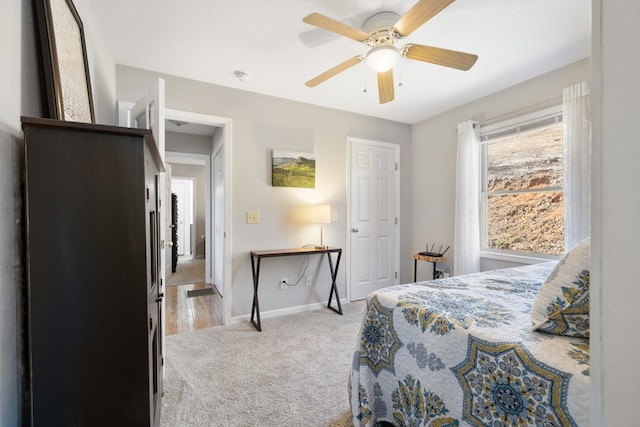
(480, 106, 564, 258)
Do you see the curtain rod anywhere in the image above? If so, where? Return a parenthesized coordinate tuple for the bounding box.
(472, 96, 562, 129)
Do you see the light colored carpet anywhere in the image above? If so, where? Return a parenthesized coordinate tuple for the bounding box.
(160, 301, 366, 427)
(167, 257, 205, 286)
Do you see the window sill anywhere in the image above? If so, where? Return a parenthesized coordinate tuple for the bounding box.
(479, 250, 560, 265)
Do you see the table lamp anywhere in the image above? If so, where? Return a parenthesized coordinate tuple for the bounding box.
(311, 204, 331, 249)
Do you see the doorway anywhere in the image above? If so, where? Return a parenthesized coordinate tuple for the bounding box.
(165, 162, 204, 287)
(171, 177, 194, 257)
(118, 94, 233, 327)
(164, 108, 232, 326)
(164, 148, 219, 334)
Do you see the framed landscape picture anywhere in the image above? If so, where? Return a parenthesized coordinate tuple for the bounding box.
(34, 0, 95, 123)
(272, 150, 316, 188)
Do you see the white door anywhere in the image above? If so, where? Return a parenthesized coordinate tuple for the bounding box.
(125, 79, 168, 375)
(129, 79, 167, 291)
(164, 163, 172, 275)
(213, 146, 224, 291)
(171, 179, 193, 256)
(348, 138, 399, 300)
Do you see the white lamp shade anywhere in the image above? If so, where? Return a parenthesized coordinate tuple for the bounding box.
(311, 204, 331, 224)
(365, 45, 399, 72)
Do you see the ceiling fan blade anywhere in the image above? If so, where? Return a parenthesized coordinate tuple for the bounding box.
(303, 13, 370, 42)
(377, 70, 395, 104)
(404, 44, 478, 71)
(392, 0, 456, 37)
(305, 56, 364, 87)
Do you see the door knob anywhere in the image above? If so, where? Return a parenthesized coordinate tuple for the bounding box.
(351, 227, 359, 233)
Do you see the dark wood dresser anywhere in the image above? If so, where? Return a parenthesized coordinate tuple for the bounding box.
(22, 117, 164, 426)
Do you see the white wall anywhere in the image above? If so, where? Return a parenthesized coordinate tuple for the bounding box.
(411, 59, 590, 277)
(116, 65, 413, 318)
(73, 1, 116, 124)
(590, 0, 640, 424)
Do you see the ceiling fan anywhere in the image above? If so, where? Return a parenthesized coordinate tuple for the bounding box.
(303, 0, 478, 104)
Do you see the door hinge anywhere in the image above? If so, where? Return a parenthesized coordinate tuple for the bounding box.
(395, 162, 398, 171)
(395, 271, 398, 279)
(395, 217, 398, 225)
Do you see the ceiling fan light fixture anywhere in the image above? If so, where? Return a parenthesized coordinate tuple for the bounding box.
(365, 45, 399, 72)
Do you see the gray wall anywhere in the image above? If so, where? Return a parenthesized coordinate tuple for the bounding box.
(1, 0, 115, 423)
(0, 3, 41, 423)
(116, 65, 413, 318)
(166, 130, 214, 155)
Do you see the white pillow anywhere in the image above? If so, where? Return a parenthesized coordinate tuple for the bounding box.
(531, 237, 590, 338)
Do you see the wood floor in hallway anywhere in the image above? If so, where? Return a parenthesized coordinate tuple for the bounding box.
(165, 282, 223, 336)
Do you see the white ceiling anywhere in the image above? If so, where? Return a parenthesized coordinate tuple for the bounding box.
(88, 0, 590, 125)
(166, 119, 216, 136)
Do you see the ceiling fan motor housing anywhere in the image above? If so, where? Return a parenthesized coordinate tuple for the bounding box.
(362, 12, 402, 46)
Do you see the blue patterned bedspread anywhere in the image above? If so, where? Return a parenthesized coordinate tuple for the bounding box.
(349, 263, 590, 427)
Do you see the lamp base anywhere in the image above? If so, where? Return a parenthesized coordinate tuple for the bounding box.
(314, 245, 328, 250)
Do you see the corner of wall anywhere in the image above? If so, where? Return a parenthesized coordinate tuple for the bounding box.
(0, 129, 23, 427)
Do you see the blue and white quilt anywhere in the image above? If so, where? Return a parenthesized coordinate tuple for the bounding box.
(349, 263, 590, 427)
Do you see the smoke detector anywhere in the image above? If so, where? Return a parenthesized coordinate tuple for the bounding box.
(234, 70, 250, 82)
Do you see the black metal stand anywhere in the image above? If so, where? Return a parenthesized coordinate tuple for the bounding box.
(325, 250, 342, 314)
(249, 247, 343, 331)
(413, 253, 446, 282)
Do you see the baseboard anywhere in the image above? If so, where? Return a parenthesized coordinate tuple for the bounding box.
(229, 298, 349, 325)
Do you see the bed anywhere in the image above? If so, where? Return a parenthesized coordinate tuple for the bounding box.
(349, 241, 591, 427)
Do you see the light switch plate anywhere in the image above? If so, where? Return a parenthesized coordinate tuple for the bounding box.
(246, 211, 259, 224)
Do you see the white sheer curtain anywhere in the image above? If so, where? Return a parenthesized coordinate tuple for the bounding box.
(563, 82, 591, 250)
(454, 121, 481, 275)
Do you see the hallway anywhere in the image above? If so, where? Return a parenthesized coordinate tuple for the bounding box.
(165, 257, 222, 335)
(165, 282, 223, 335)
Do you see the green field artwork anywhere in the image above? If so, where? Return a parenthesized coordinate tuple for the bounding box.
(272, 150, 316, 188)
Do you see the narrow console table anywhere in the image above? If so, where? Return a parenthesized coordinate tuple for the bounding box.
(249, 247, 342, 331)
(413, 253, 447, 282)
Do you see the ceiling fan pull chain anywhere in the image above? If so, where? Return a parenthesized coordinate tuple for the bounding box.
(362, 68, 368, 93)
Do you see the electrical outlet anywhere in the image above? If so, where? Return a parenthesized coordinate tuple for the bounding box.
(306, 275, 312, 287)
(280, 277, 288, 290)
